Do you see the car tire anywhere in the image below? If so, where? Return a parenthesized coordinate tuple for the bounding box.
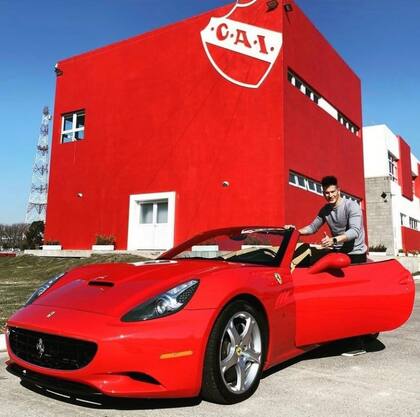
(201, 300, 267, 404)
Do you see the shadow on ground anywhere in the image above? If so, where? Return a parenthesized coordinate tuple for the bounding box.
(262, 336, 385, 378)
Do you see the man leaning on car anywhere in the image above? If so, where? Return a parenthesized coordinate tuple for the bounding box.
(292, 175, 367, 264)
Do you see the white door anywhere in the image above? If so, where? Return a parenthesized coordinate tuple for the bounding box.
(138, 200, 169, 249)
(127, 192, 175, 250)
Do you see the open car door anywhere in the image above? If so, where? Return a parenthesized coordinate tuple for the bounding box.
(291, 254, 414, 347)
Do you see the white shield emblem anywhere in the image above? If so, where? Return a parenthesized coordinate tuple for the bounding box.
(201, 0, 283, 89)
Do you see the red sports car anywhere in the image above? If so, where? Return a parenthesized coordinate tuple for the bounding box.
(5, 227, 415, 404)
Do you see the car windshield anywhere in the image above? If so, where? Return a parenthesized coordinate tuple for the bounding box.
(160, 228, 290, 266)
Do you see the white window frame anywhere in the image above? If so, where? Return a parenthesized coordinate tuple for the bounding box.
(409, 217, 418, 231)
(388, 152, 398, 182)
(307, 179, 319, 194)
(287, 69, 359, 136)
(289, 171, 361, 203)
(289, 172, 323, 196)
(315, 183, 323, 194)
(139, 200, 169, 225)
(127, 191, 176, 250)
(61, 110, 85, 143)
(289, 172, 306, 190)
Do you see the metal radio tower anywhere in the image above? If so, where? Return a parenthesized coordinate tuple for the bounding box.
(25, 106, 51, 223)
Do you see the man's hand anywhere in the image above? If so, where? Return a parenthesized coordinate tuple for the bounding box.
(284, 224, 296, 230)
(321, 232, 334, 248)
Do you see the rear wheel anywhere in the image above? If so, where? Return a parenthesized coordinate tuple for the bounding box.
(201, 300, 267, 404)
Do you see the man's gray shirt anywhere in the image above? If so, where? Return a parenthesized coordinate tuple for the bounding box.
(306, 197, 367, 254)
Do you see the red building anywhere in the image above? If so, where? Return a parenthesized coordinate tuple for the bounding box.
(45, 0, 365, 250)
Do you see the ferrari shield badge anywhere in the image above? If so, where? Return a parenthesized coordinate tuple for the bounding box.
(36, 338, 45, 357)
(201, 0, 283, 89)
(274, 273, 283, 285)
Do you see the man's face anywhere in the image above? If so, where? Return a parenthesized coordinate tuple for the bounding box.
(323, 185, 340, 205)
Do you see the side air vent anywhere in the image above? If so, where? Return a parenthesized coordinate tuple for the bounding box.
(123, 372, 161, 385)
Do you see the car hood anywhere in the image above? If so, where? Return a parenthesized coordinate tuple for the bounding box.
(31, 259, 241, 317)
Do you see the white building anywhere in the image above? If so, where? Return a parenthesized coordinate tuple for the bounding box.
(363, 125, 420, 255)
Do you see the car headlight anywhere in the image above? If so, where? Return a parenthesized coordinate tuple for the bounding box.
(122, 279, 199, 322)
(25, 272, 66, 306)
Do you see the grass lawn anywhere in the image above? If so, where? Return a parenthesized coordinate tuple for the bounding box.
(0, 254, 146, 330)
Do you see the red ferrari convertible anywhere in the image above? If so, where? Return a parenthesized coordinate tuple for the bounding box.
(5, 227, 415, 404)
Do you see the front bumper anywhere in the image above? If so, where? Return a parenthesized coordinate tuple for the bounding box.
(6, 304, 216, 398)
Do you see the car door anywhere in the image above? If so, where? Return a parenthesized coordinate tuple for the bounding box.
(292, 259, 414, 347)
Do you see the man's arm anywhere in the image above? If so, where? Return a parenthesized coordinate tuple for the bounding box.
(299, 215, 324, 235)
(344, 201, 364, 241)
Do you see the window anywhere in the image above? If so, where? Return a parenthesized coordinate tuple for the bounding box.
(297, 175, 305, 188)
(140, 203, 154, 224)
(61, 110, 85, 143)
(289, 171, 361, 203)
(287, 69, 359, 136)
(400, 213, 407, 226)
(337, 111, 359, 135)
(289, 172, 306, 190)
(340, 191, 361, 205)
(307, 179, 317, 192)
(409, 217, 418, 230)
(288, 172, 323, 197)
(139, 200, 168, 225)
(157, 202, 168, 223)
(388, 152, 398, 182)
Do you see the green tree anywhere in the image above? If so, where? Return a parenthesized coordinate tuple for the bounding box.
(23, 221, 44, 249)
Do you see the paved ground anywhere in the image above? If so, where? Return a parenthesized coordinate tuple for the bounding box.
(1, 283, 419, 417)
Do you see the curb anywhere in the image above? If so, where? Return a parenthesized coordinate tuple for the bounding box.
(0, 333, 6, 352)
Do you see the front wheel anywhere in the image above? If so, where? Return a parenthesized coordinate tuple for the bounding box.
(201, 300, 267, 404)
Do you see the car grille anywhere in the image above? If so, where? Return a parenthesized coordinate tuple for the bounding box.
(8, 327, 97, 370)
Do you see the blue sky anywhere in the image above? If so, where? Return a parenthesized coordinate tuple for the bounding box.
(1, 0, 419, 224)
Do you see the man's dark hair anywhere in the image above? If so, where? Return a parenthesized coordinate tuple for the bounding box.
(321, 176, 338, 189)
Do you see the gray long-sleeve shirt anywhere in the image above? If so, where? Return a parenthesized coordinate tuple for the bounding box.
(306, 197, 367, 254)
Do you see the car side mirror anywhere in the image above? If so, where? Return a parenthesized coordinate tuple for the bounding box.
(309, 252, 351, 274)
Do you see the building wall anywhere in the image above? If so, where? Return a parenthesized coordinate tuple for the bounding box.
(45, 1, 286, 249)
(363, 125, 399, 177)
(363, 125, 420, 254)
(395, 182, 420, 251)
(365, 177, 395, 254)
(282, 0, 364, 236)
(45, 0, 364, 250)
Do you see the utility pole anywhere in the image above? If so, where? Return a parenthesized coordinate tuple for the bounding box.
(25, 106, 51, 223)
